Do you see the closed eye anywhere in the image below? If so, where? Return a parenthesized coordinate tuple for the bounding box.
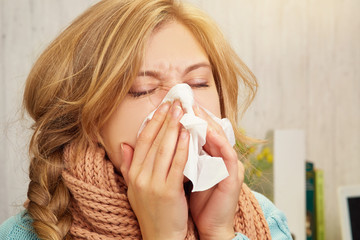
(189, 83, 209, 88)
(128, 88, 157, 98)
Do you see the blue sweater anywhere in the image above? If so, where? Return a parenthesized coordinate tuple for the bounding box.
(0, 192, 293, 239)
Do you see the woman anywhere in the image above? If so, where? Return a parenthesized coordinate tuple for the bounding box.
(0, 0, 292, 239)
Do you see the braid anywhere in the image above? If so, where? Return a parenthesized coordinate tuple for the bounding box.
(27, 145, 73, 240)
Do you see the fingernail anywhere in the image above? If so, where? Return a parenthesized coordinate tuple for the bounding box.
(172, 101, 182, 118)
(120, 143, 124, 155)
(194, 104, 200, 111)
(172, 105, 182, 118)
(159, 102, 170, 113)
(208, 126, 217, 136)
(193, 104, 199, 112)
(194, 104, 203, 116)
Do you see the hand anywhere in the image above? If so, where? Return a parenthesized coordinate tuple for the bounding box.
(190, 106, 244, 240)
(120, 101, 190, 240)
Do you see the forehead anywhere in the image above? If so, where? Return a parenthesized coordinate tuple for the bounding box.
(141, 21, 209, 71)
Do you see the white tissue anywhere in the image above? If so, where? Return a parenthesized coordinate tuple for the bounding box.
(137, 84, 235, 192)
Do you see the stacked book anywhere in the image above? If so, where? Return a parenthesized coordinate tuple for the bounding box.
(306, 161, 325, 240)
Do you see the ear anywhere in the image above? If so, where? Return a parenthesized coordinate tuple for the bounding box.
(120, 143, 134, 185)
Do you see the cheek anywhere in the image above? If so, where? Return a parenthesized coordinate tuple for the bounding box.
(101, 99, 155, 170)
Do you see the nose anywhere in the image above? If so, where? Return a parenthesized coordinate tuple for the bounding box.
(147, 82, 185, 107)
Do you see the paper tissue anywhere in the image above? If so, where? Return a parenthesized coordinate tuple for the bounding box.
(138, 84, 235, 191)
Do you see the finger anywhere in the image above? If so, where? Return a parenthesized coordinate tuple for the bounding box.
(167, 128, 189, 189)
(130, 102, 171, 175)
(193, 105, 225, 137)
(193, 105, 229, 155)
(207, 130, 238, 175)
(120, 143, 134, 186)
(151, 101, 183, 181)
(202, 129, 225, 157)
(133, 101, 182, 183)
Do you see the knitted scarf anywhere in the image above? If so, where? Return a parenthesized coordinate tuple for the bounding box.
(62, 143, 271, 240)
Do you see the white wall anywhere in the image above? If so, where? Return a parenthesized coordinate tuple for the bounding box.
(1, 1, 359, 240)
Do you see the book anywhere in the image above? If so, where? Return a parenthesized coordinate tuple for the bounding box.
(315, 169, 325, 240)
(306, 161, 315, 240)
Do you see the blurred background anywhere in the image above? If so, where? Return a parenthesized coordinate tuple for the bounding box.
(0, 0, 359, 239)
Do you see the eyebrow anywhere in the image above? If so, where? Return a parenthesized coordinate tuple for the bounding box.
(183, 62, 212, 75)
(137, 62, 211, 78)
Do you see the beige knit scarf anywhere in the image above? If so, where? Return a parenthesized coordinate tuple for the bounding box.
(62, 143, 271, 240)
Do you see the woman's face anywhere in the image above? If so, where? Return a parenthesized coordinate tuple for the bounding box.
(101, 21, 221, 172)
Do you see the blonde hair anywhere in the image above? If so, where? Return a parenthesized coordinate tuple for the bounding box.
(23, 0, 257, 239)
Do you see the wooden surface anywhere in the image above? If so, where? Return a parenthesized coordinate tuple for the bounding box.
(1, 1, 359, 239)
